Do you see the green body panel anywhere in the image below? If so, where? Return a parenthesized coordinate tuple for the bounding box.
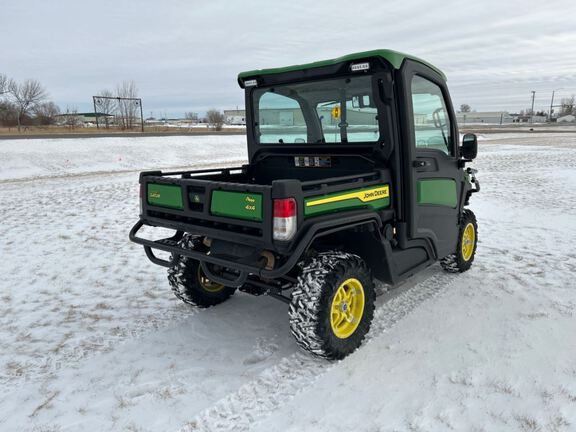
(238, 49, 446, 83)
(417, 179, 457, 208)
(210, 190, 263, 221)
(304, 184, 390, 218)
(147, 184, 183, 210)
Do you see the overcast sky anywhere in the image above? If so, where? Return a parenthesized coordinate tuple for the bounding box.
(2, 0, 576, 117)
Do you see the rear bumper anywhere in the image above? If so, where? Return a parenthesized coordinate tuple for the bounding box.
(129, 210, 383, 281)
(129, 220, 268, 270)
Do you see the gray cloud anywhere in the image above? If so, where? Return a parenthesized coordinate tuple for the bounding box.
(2, 0, 575, 116)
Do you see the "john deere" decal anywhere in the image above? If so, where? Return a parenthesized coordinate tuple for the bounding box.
(304, 184, 390, 217)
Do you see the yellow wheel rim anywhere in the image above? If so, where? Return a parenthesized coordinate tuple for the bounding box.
(461, 223, 475, 262)
(330, 278, 365, 339)
(197, 266, 225, 293)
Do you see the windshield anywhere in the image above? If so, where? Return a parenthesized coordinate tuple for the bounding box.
(252, 75, 380, 145)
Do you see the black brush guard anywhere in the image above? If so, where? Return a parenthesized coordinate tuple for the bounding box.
(129, 212, 382, 287)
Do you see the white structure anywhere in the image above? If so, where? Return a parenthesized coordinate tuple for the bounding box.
(456, 112, 513, 125)
(557, 114, 575, 123)
(224, 109, 246, 125)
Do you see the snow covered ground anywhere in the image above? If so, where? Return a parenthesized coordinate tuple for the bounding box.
(1, 133, 575, 431)
(0, 135, 247, 181)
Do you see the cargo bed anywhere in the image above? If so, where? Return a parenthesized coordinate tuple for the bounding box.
(131, 164, 392, 278)
(138, 165, 389, 243)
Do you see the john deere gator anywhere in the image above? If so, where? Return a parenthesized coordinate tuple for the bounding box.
(130, 49, 480, 359)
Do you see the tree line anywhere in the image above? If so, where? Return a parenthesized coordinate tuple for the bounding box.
(0, 73, 142, 131)
(0, 73, 57, 130)
(557, 95, 576, 117)
(460, 97, 576, 117)
(185, 109, 226, 130)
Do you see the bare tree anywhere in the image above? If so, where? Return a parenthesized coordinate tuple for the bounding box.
(206, 109, 225, 131)
(33, 101, 60, 125)
(63, 106, 81, 129)
(116, 80, 139, 129)
(0, 100, 18, 127)
(184, 111, 199, 131)
(459, 104, 471, 113)
(95, 89, 116, 128)
(9, 79, 47, 131)
(0, 74, 12, 96)
(560, 95, 575, 116)
(185, 111, 199, 123)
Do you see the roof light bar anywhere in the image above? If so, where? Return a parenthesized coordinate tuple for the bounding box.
(350, 62, 370, 72)
(244, 79, 258, 87)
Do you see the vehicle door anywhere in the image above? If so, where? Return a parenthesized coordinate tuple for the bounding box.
(400, 61, 463, 258)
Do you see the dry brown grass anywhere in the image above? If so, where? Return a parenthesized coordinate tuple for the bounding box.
(0, 125, 244, 136)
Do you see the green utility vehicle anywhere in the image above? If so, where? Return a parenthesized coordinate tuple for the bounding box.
(130, 49, 480, 359)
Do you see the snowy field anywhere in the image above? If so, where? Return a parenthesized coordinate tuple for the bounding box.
(1, 133, 575, 431)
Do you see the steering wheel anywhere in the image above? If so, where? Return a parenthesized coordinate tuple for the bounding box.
(432, 108, 446, 129)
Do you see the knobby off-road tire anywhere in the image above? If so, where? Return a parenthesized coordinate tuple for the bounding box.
(167, 234, 236, 308)
(441, 209, 478, 273)
(289, 251, 376, 360)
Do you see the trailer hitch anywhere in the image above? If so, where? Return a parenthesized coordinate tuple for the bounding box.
(199, 261, 248, 288)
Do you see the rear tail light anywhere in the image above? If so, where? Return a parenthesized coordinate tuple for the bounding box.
(273, 198, 297, 241)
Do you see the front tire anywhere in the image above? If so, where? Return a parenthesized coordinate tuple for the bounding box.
(441, 209, 478, 273)
(289, 251, 375, 360)
(167, 235, 236, 308)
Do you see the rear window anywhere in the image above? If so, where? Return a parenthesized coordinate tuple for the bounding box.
(253, 75, 380, 145)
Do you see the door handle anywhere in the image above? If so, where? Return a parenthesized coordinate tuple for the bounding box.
(412, 160, 430, 168)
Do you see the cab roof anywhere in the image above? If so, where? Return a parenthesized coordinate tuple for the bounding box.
(237, 49, 446, 83)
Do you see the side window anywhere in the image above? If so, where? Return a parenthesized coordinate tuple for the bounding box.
(256, 91, 307, 144)
(410, 75, 452, 155)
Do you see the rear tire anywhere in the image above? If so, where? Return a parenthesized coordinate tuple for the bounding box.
(167, 235, 236, 308)
(289, 251, 375, 360)
(441, 209, 478, 273)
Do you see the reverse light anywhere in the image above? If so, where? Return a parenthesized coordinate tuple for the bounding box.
(273, 198, 297, 241)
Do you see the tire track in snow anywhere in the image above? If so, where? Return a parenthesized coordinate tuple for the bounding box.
(178, 267, 457, 432)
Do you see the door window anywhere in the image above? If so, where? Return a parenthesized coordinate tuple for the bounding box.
(410, 76, 452, 155)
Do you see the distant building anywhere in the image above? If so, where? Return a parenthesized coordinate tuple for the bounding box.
(56, 112, 114, 125)
(456, 111, 513, 125)
(224, 109, 246, 125)
(557, 114, 575, 123)
(510, 113, 547, 123)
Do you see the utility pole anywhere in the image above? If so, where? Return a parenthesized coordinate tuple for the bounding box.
(93, 96, 99, 129)
(549, 88, 563, 122)
(139, 100, 144, 132)
(530, 91, 536, 124)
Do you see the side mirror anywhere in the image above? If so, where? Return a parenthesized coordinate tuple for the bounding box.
(461, 133, 478, 160)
